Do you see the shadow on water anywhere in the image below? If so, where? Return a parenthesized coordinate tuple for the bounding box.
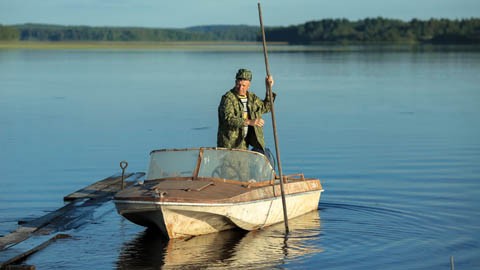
(116, 211, 323, 269)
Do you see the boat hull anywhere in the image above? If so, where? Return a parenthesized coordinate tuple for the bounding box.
(114, 148, 324, 239)
(115, 189, 322, 238)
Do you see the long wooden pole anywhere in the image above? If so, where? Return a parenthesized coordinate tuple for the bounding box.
(258, 2, 289, 233)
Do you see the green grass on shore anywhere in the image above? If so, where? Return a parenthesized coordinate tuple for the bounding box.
(1, 41, 478, 52)
(0, 41, 276, 51)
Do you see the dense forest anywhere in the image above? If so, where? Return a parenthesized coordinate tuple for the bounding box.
(0, 24, 258, 42)
(1, 17, 479, 44)
(267, 18, 480, 44)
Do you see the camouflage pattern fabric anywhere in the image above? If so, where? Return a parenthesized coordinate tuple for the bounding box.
(235, 69, 253, 81)
(217, 88, 276, 150)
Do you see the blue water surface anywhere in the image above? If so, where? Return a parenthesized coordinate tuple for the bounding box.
(0, 46, 479, 269)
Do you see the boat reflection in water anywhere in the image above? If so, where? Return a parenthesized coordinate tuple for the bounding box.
(117, 210, 322, 269)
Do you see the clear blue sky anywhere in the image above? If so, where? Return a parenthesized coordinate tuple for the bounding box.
(1, 0, 478, 28)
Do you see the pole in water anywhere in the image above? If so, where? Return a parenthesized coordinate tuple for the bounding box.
(258, 2, 289, 233)
(450, 256, 455, 270)
(120, 161, 128, 190)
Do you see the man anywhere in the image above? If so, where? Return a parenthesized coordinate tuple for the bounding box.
(217, 68, 275, 151)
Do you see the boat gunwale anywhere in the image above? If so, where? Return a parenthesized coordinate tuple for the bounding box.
(114, 189, 324, 207)
(114, 178, 323, 204)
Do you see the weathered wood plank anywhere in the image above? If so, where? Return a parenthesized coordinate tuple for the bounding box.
(63, 173, 129, 201)
(0, 234, 70, 268)
(0, 172, 145, 268)
(63, 172, 145, 201)
(0, 228, 36, 251)
(0, 199, 80, 250)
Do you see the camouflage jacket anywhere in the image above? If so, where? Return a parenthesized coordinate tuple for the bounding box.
(217, 88, 276, 150)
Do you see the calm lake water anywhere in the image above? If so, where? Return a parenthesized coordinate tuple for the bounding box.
(1, 45, 479, 269)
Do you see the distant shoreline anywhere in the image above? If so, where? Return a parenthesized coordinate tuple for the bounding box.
(0, 41, 277, 50)
(1, 41, 479, 52)
(2, 18, 479, 45)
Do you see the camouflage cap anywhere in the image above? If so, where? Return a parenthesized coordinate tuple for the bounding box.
(235, 68, 252, 81)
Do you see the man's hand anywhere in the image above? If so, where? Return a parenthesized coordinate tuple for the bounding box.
(245, 118, 265, 127)
(265, 75, 274, 88)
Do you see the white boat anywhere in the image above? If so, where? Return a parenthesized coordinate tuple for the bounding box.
(114, 147, 323, 239)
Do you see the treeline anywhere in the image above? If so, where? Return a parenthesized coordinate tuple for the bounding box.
(267, 18, 480, 44)
(1, 18, 479, 44)
(0, 23, 259, 42)
(0, 25, 19, 40)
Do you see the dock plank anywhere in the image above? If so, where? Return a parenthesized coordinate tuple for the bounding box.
(63, 172, 145, 201)
(0, 202, 77, 251)
(63, 173, 129, 201)
(0, 172, 145, 268)
(0, 234, 70, 268)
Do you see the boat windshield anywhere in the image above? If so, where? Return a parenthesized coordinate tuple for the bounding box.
(146, 148, 275, 182)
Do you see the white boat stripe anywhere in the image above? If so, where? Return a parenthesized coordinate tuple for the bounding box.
(114, 189, 324, 207)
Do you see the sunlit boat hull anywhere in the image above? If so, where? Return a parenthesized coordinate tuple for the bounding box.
(115, 185, 322, 238)
(114, 148, 324, 239)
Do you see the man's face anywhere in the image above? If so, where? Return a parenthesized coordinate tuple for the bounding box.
(235, 79, 251, 95)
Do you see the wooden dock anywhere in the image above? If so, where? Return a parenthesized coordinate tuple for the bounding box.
(0, 172, 145, 269)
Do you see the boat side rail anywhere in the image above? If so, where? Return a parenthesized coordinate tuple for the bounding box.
(200, 177, 276, 189)
(144, 177, 194, 182)
(143, 177, 275, 189)
(273, 173, 305, 184)
(210, 173, 308, 188)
